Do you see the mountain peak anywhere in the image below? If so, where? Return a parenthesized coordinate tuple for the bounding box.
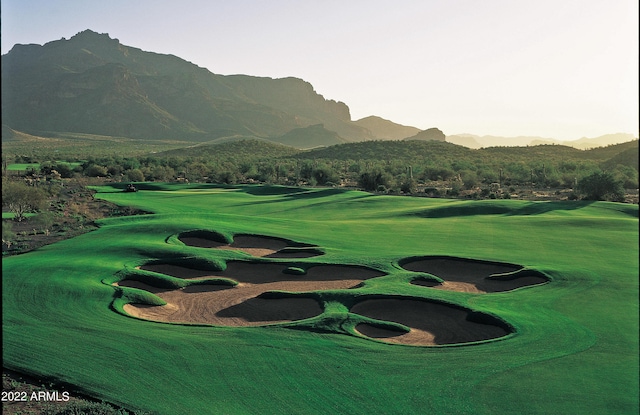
(404, 127, 446, 142)
(68, 29, 120, 45)
(1, 29, 372, 143)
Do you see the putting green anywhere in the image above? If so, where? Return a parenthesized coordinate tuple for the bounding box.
(2, 184, 638, 414)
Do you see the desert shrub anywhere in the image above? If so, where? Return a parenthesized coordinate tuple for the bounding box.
(125, 169, 144, 182)
(53, 163, 74, 178)
(31, 212, 56, 235)
(358, 169, 391, 191)
(312, 165, 339, 186)
(422, 167, 455, 181)
(577, 171, 624, 201)
(459, 170, 478, 189)
(424, 187, 440, 197)
(2, 221, 16, 248)
(84, 164, 108, 177)
(400, 178, 417, 194)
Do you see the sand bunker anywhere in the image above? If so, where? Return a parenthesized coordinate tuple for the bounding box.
(402, 257, 548, 293)
(179, 233, 323, 258)
(352, 298, 510, 346)
(120, 261, 384, 326)
(119, 250, 545, 346)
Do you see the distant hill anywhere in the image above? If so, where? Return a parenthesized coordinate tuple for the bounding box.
(353, 116, 420, 140)
(156, 138, 300, 159)
(447, 132, 638, 149)
(298, 139, 471, 162)
(445, 134, 484, 149)
(1, 29, 372, 143)
(144, 136, 639, 175)
(268, 124, 349, 149)
(531, 133, 638, 149)
(602, 146, 639, 172)
(404, 128, 446, 142)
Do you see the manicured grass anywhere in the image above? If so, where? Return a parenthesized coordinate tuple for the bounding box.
(3, 184, 638, 414)
(6, 161, 83, 171)
(6, 163, 41, 171)
(2, 212, 37, 219)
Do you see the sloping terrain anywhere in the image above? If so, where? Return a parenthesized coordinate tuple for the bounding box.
(2, 184, 637, 414)
(1, 30, 374, 143)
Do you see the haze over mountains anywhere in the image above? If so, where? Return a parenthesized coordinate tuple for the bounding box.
(1, 30, 636, 150)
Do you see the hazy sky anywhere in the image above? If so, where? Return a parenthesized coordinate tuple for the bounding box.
(1, 0, 638, 140)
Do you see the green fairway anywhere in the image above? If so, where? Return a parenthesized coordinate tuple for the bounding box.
(2, 184, 638, 414)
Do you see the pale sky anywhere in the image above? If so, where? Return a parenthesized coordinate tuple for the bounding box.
(1, 0, 638, 140)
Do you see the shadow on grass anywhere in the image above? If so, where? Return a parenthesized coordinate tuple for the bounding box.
(104, 182, 240, 192)
(230, 187, 374, 210)
(412, 200, 597, 218)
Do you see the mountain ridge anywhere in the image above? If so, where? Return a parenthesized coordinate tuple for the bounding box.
(2, 30, 635, 149)
(1, 30, 377, 144)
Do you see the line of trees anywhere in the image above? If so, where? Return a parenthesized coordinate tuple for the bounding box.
(4, 140, 638, 200)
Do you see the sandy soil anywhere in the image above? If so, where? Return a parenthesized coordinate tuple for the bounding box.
(179, 235, 322, 258)
(352, 299, 510, 346)
(403, 257, 547, 293)
(120, 261, 384, 326)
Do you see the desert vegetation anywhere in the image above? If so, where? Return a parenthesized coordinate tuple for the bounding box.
(3, 138, 638, 201)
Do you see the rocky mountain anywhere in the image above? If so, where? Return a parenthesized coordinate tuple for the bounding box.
(353, 116, 420, 140)
(1, 29, 374, 143)
(3, 30, 633, 150)
(404, 127, 446, 142)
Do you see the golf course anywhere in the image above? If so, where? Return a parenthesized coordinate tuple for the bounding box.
(2, 183, 638, 414)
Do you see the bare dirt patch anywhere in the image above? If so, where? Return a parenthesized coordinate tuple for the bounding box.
(352, 298, 510, 346)
(402, 257, 547, 293)
(120, 261, 384, 326)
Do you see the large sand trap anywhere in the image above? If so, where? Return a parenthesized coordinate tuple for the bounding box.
(120, 261, 384, 326)
(179, 233, 323, 258)
(352, 298, 510, 346)
(402, 257, 547, 293)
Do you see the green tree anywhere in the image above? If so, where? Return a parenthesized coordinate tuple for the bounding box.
(84, 164, 108, 177)
(577, 171, 625, 202)
(2, 181, 48, 221)
(125, 169, 145, 182)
